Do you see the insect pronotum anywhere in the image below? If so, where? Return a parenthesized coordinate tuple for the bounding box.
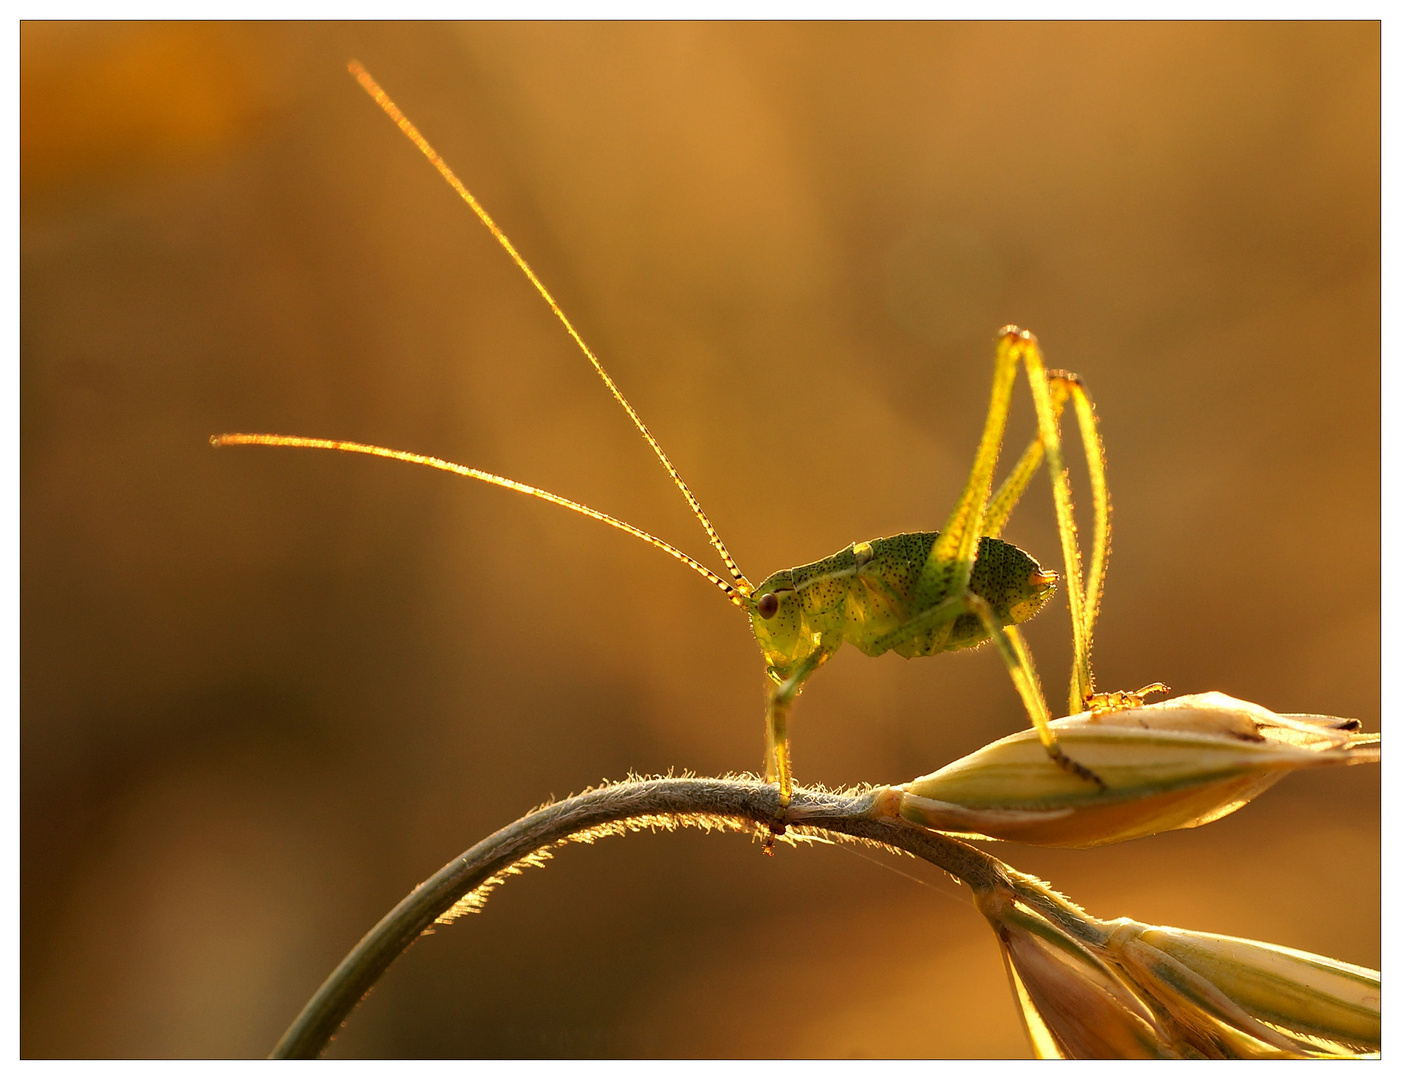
(214, 61, 1164, 811)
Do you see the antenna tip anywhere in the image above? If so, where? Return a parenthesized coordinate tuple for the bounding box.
(209, 435, 222, 448)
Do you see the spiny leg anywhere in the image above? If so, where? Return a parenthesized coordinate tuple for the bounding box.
(922, 334, 1088, 611)
(907, 330, 1079, 746)
(765, 640, 832, 811)
(981, 367, 1113, 700)
(919, 329, 1025, 604)
(1068, 376, 1169, 712)
(1016, 335, 1097, 713)
(1065, 375, 1110, 659)
(920, 327, 1099, 710)
(981, 372, 1075, 539)
(916, 328, 1160, 733)
(870, 592, 1103, 787)
(977, 608, 1103, 787)
(1014, 348, 1166, 714)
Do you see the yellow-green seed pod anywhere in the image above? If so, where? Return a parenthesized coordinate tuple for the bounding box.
(1105, 920, 1381, 1054)
(977, 874, 1379, 1059)
(893, 693, 1378, 847)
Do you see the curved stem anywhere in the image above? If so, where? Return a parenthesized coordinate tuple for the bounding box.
(272, 776, 1016, 1059)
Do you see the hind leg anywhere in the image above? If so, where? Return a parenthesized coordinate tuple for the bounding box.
(1015, 342, 1166, 714)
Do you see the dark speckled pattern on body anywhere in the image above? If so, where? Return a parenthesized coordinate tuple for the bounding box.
(748, 530, 1055, 679)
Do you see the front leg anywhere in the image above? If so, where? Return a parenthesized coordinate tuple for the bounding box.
(765, 638, 832, 810)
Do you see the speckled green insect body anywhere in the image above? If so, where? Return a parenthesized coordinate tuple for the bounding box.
(749, 533, 1057, 677)
(219, 66, 1161, 818)
(744, 528, 1059, 805)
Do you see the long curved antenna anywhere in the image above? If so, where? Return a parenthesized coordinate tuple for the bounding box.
(212, 434, 748, 609)
(346, 60, 751, 596)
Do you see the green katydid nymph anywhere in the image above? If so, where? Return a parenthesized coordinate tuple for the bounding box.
(214, 62, 1164, 811)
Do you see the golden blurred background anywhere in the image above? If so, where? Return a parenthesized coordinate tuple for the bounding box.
(21, 23, 1378, 1058)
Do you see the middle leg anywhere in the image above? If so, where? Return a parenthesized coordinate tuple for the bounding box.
(870, 591, 1104, 787)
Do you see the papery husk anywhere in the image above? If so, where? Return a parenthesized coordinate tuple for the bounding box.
(1107, 921, 1381, 1053)
(896, 693, 1377, 847)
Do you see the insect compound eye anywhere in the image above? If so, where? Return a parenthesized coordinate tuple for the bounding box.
(757, 592, 780, 619)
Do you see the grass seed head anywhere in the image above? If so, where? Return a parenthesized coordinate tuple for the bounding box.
(895, 693, 1378, 847)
